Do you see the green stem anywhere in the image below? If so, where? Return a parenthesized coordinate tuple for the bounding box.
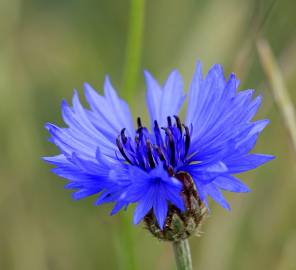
(121, 212, 136, 270)
(173, 239, 193, 270)
(118, 1, 145, 269)
(122, 0, 146, 103)
(257, 38, 296, 156)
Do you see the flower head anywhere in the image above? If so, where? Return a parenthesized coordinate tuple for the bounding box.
(44, 62, 274, 239)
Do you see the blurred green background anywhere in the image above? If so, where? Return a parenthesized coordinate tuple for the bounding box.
(1, 0, 296, 269)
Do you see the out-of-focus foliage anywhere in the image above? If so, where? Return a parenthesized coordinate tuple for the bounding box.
(0, 0, 296, 269)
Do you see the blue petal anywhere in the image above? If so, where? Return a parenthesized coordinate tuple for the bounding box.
(196, 161, 228, 173)
(159, 70, 185, 125)
(103, 76, 135, 137)
(133, 190, 154, 225)
(186, 63, 227, 133)
(153, 195, 168, 229)
(84, 83, 123, 134)
(186, 61, 203, 125)
(111, 165, 183, 226)
(165, 183, 185, 211)
(65, 182, 84, 189)
(226, 154, 275, 173)
(60, 98, 116, 158)
(111, 201, 128, 215)
(214, 175, 250, 193)
(72, 187, 102, 200)
(145, 70, 185, 128)
(42, 154, 68, 166)
(144, 70, 162, 128)
(95, 191, 116, 206)
(222, 72, 237, 99)
(244, 95, 262, 122)
(194, 181, 209, 208)
(182, 161, 228, 185)
(203, 183, 231, 211)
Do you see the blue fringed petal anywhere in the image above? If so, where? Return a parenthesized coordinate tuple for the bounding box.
(202, 183, 231, 211)
(145, 70, 186, 128)
(214, 175, 250, 193)
(123, 165, 184, 228)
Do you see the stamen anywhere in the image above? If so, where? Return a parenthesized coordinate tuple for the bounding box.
(116, 115, 192, 174)
(183, 124, 191, 156)
(146, 140, 156, 168)
(162, 127, 175, 166)
(120, 128, 127, 144)
(137, 117, 142, 129)
(167, 166, 174, 176)
(155, 146, 166, 162)
(167, 116, 172, 127)
(134, 134, 146, 168)
(174, 115, 182, 135)
(135, 134, 139, 144)
(136, 117, 144, 137)
(154, 120, 164, 148)
(116, 136, 132, 164)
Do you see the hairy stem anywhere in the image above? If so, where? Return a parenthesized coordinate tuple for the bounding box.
(173, 239, 193, 270)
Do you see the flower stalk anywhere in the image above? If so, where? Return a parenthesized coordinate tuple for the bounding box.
(122, 0, 145, 103)
(173, 239, 193, 270)
(120, 0, 146, 269)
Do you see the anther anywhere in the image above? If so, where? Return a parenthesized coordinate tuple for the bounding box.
(120, 128, 127, 144)
(182, 124, 191, 157)
(161, 127, 175, 166)
(146, 140, 156, 169)
(167, 166, 174, 176)
(167, 116, 172, 127)
(154, 120, 159, 130)
(137, 117, 142, 129)
(116, 136, 132, 164)
(173, 115, 182, 135)
(155, 146, 166, 162)
(136, 117, 144, 136)
(135, 134, 140, 145)
(154, 120, 165, 149)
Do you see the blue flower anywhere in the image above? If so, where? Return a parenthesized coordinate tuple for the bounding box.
(44, 62, 274, 229)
